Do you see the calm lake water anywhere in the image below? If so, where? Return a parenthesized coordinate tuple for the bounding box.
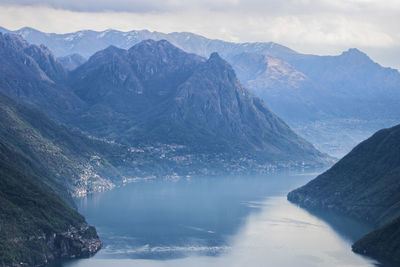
(63, 171, 378, 267)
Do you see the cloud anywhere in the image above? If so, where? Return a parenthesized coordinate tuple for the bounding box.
(0, 1, 399, 68)
(2, 0, 400, 15)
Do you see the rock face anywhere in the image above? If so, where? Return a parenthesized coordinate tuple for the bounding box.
(49, 224, 101, 260)
(288, 124, 400, 265)
(9, 224, 101, 266)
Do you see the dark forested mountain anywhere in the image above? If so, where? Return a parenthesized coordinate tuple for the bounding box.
(68, 40, 327, 165)
(0, 92, 105, 265)
(288, 124, 400, 226)
(0, 142, 101, 266)
(353, 217, 400, 265)
(2, 27, 400, 157)
(0, 91, 127, 198)
(288, 124, 400, 265)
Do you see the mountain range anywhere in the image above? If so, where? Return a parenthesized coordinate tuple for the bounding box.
(2, 27, 399, 156)
(288, 124, 400, 265)
(0, 32, 329, 172)
(0, 27, 296, 59)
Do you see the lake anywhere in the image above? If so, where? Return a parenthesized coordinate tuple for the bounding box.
(62, 171, 378, 267)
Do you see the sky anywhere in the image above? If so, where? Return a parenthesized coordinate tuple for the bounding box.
(0, 0, 399, 69)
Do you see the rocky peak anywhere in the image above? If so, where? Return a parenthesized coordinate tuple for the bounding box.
(340, 48, 372, 63)
(207, 52, 229, 67)
(83, 45, 127, 67)
(209, 52, 222, 60)
(126, 39, 204, 88)
(128, 39, 176, 56)
(99, 45, 126, 56)
(203, 52, 237, 83)
(128, 39, 204, 64)
(0, 33, 29, 51)
(23, 43, 67, 82)
(0, 33, 66, 81)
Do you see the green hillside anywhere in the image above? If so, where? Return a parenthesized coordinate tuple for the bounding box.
(288, 124, 400, 226)
(353, 216, 400, 265)
(288, 124, 400, 265)
(0, 91, 125, 200)
(0, 141, 101, 266)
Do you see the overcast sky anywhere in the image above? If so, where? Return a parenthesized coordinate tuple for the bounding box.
(1, 0, 399, 69)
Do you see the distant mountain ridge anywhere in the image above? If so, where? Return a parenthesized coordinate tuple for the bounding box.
(0, 27, 297, 59)
(2, 27, 399, 157)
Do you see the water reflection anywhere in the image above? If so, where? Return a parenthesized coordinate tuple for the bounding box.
(301, 207, 374, 243)
(64, 172, 378, 266)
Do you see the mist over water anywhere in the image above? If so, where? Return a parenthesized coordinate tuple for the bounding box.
(64, 171, 377, 267)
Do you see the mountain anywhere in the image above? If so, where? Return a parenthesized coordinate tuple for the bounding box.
(0, 142, 101, 266)
(280, 49, 400, 121)
(0, 92, 105, 265)
(0, 89, 128, 198)
(3, 27, 400, 157)
(0, 33, 329, 179)
(288, 124, 400, 226)
(68, 39, 328, 167)
(4, 28, 398, 121)
(288, 124, 400, 265)
(0, 32, 85, 123)
(227, 50, 400, 157)
(227, 52, 323, 122)
(352, 217, 400, 265)
(58, 53, 87, 70)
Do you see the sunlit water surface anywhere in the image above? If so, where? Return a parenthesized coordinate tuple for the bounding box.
(63, 171, 378, 267)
